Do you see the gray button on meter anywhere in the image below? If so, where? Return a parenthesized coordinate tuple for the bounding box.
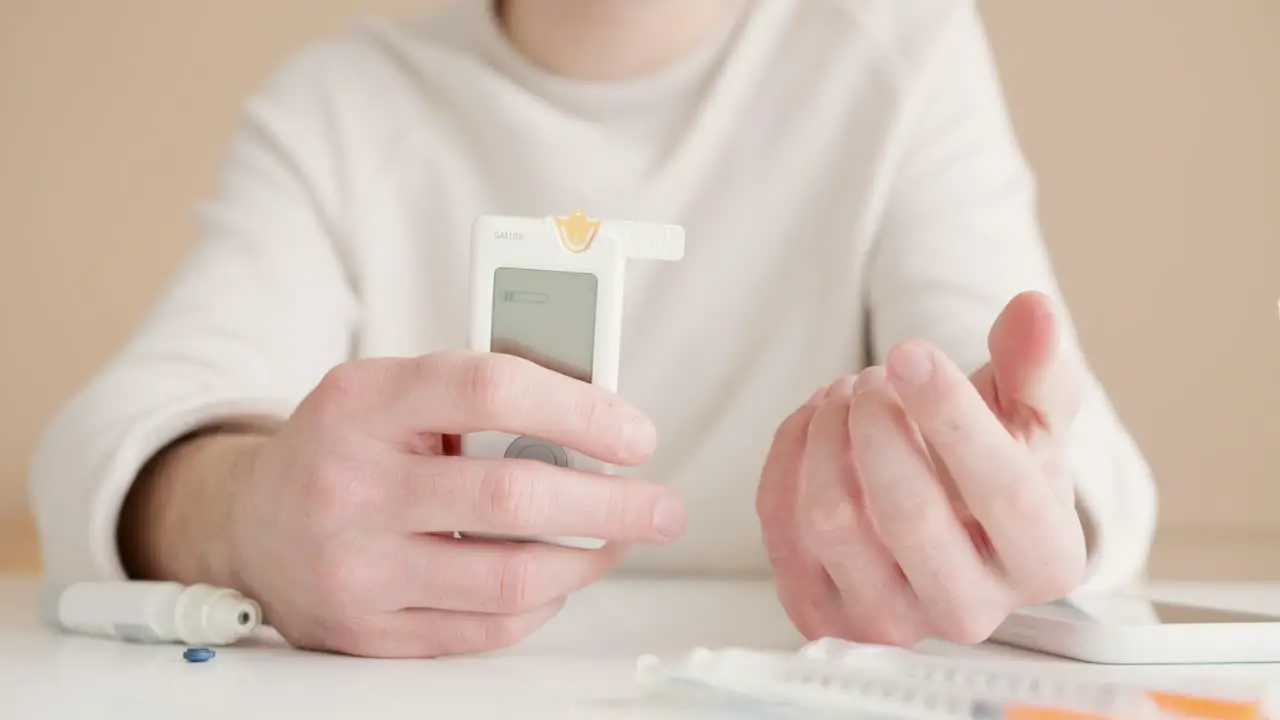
(504, 436, 569, 467)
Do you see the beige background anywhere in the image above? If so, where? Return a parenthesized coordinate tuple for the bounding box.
(1, 1, 1277, 578)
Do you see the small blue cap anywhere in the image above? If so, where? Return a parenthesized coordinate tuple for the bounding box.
(183, 647, 216, 663)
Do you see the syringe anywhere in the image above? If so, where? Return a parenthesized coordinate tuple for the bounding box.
(800, 639, 1275, 720)
(635, 646, 1162, 720)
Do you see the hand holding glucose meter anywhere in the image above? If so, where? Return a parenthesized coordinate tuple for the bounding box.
(463, 210, 685, 550)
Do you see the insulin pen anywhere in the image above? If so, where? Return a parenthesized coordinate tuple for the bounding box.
(39, 580, 262, 646)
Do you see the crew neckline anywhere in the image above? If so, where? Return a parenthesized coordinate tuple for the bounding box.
(464, 0, 751, 119)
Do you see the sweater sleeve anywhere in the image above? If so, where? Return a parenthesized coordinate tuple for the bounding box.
(28, 54, 359, 585)
(863, 2, 1157, 593)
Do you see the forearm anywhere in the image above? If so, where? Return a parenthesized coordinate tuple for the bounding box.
(118, 427, 272, 589)
(28, 47, 357, 585)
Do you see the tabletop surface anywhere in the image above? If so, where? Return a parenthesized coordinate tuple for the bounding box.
(3, 574, 1280, 719)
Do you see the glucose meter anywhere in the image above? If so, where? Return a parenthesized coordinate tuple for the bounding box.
(463, 210, 685, 549)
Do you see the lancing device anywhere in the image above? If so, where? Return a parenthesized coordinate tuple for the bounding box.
(463, 210, 685, 550)
(39, 580, 263, 646)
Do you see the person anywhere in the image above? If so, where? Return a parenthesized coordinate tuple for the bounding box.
(29, 0, 1157, 658)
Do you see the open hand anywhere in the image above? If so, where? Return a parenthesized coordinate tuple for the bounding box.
(757, 291, 1088, 646)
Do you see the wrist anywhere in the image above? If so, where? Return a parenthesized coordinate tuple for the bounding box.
(118, 429, 269, 590)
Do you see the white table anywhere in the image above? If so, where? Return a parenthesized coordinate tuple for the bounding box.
(2, 573, 1279, 719)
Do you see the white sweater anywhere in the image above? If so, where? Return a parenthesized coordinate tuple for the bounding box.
(29, 0, 1156, 591)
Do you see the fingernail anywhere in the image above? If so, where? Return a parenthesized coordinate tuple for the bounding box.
(652, 496, 686, 539)
(853, 366, 886, 395)
(625, 416, 657, 453)
(812, 501, 853, 533)
(889, 343, 934, 386)
(828, 375, 858, 398)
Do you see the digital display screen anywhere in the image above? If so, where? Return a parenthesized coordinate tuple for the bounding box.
(491, 267, 597, 384)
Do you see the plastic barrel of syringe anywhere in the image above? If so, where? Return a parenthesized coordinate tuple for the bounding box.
(653, 647, 1145, 720)
(801, 639, 1273, 720)
(821, 644, 1128, 703)
(769, 654, 1150, 720)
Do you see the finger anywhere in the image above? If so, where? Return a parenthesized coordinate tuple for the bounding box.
(329, 351, 656, 465)
(757, 387, 834, 639)
(397, 455, 686, 543)
(385, 534, 624, 615)
(322, 599, 566, 658)
(848, 367, 1012, 644)
(987, 291, 1084, 436)
(885, 341, 1085, 598)
(801, 375, 925, 646)
(490, 339, 591, 383)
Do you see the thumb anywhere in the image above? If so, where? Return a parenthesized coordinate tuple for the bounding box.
(987, 290, 1084, 435)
